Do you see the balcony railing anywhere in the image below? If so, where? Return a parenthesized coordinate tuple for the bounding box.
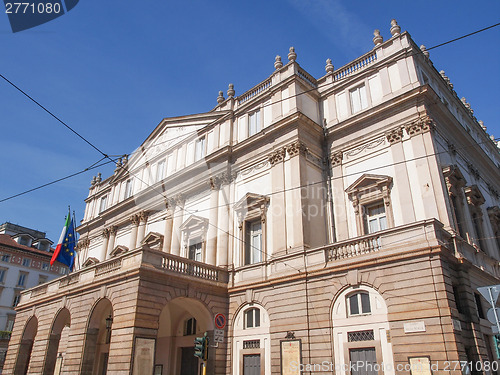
(161, 253, 228, 282)
(20, 247, 229, 305)
(237, 78, 272, 105)
(333, 50, 377, 82)
(326, 234, 381, 261)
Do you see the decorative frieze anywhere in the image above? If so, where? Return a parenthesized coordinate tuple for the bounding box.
(386, 128, 404, 144)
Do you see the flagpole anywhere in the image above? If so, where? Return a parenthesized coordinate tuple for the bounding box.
(72, 210, 80, 272)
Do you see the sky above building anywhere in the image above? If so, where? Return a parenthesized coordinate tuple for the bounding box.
(0, 0, 499, 242)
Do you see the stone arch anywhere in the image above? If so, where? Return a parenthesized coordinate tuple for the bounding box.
(155, 296, 214, 375)
(232, 302, 271, 375)
(331, 285, 394, 375)
(13, 315, 38, 375)
(80, 298, 113, 375)
(42, 307, 71, 375)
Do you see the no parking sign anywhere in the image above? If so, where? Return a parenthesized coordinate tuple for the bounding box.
(214, 313, 226, 329)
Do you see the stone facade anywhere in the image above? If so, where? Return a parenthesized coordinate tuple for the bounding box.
(4, 20, 500, 375)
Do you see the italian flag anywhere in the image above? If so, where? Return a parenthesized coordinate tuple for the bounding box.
(50, 213, 71, 265)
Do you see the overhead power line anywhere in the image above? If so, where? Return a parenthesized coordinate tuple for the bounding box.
(0, 22, 498, 206)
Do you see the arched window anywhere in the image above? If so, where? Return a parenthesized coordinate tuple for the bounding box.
(347, 292, 371, 316)
(244, 308, 260, 329)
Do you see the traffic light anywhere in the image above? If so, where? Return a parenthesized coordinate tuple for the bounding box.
(194, 332, 209, 361)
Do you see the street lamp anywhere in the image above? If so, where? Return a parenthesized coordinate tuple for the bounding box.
(105, 315, 113, 344)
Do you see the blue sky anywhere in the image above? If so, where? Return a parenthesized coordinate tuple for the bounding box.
(0, 0, 499, 242)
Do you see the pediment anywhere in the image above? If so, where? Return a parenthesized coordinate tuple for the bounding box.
(234, 193, 270, 213)
(141, 232, 164, 249)
(109, 245, 129, 258)
(346, 174, 393, 194)
(179, 215, 209, 232)
(82, 257, 99, 268)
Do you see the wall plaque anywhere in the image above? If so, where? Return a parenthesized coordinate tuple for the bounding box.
(281, 339, 301, 375)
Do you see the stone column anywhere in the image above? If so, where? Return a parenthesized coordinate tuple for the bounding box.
(136, 211, 148, 248)
(162, 208, 173, 253)
(129, 214, 139, 250)
(170, 196, 184, 256)
(100, 229, 110, 261)
(386, 128, 415, 223)
(106, 226, 117, 259)
(206, 178, 220, 265)
(217, 181, 231, 267)
(269, 148, 287, 255)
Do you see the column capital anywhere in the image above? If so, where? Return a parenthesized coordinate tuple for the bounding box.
(330, 151, 343, 167)
(285, 141, 308, 157)
(385, 127, 404, 144)
(268, 148, 286, 166)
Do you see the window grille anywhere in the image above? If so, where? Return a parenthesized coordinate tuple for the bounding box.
(243, 339, 260, 349)
(348, 330, 374, 342)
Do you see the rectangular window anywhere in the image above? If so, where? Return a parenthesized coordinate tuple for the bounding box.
(99, 196, 108, 213)
(188, 241, 202, 262)
(248, 110, 261, 137)
(350, 85, 368, 114)
(38, 275, 48, 285)
(17, 272, 28, 287)
(348, 292, 371, 316)
(1, 254, 10, 263)
(124, 178, 134, 199)
(12, 293, 21, 307)
(156, 160, 166, 182)
(474, 293, 485, 319)
(42, 262, 49, 271)
(245, 221, 262, 265)
(195, 137, 205, 161)
(22, 258, 31, 267)
(0, 268, 7, 283)
(5, 315, 15, 331)
(453, 285, 465, 314)
(365, 202, 387, 234)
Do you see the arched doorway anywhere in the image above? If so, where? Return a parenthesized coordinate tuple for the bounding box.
(155, 297, 213, 375)
(232, 303, 271, 375)
(13, 316, 38, 375)
(43, 307, 71, 375)
(80, 298, 113, 375)
(332, 285, 394, 375)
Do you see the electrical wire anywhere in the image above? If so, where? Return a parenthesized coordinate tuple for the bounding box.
(1, 22, 498, 207)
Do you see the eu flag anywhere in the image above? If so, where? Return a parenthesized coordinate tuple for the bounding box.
(56, 217, 76, 271)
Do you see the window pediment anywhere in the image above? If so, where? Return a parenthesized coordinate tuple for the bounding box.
(82, 257, 99, 268)
(346, 174, 393, 200)
(142, 232, 164, 250)
(234, 193, 270, 218)
(109, 245, 129, 258)
(179, 215, 209, 233)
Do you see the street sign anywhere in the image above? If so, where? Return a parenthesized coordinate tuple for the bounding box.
(487, 308, 500, 325)
(478, 285, 500, 304)
(214, 313, 226, 329)
(214, 328, 224, 343)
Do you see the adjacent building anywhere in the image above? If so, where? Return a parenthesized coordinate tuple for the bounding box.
(0, 223, 67, 373)
(4, 20, 500, 375)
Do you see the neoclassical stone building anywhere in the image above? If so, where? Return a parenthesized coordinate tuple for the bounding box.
(4, 20, 500, 375)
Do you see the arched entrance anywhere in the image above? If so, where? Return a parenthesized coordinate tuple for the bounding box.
(43, 307, 71, 375)
(80, 298, 113, 375)
(13, 316, 38, 375)
(332, 285, 394, 375)
(155, 297, 213, 375)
